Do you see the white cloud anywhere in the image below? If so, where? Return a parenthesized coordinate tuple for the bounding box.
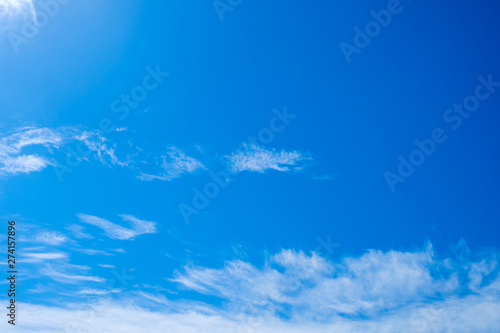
(31, 231, 68, 245)
(172, 245, 500, 322)
(76, 288, 121, 295)
(20, 226, 68, 246)
(0, 127, 68, 156)
(76, 213, 157, 240)
(65, 224, 94, 240)
(226, 144, 310, 173)
(0, 126, 132, 177)
(2, 126, 63, 150)
(26, 283, 56, 294)
(75, 248, 112, 256)
(119, 214, 157, 233)
(1, 154, 52, 174)
(4, 245, 500, 332)
(137, 146, 205, 181)
(21, 252, 68, 263)
(98, 264, 116, 269)
(0, 127, 208, 181)
(76, 130, 128, 167)
(40, 265, 104, 283)
(0, 126, 74, 175)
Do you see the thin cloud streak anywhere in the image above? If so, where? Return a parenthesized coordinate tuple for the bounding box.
(76, 213, 157, 240)
(40, 265, 105, 283)
(20, 252, 68, 263)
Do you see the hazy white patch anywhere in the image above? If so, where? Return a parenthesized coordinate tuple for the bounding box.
(137, 146, 205, 181)
(32, 231, 68, 245)
(226, 144, 310, 173)
(0, 0, 36, 22)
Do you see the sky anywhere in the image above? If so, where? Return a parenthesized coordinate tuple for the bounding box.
(1, 0, 500, 332)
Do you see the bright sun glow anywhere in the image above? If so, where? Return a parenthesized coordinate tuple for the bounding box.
(0, 0, 35, 20)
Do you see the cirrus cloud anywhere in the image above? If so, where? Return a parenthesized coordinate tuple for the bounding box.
(225, 144, 310, 173)
(7, 244, 500, 333)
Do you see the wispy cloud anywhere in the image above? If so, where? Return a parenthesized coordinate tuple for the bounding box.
(40, 264, 104, 283)
(21, 252, 68, 263)
(172, 244, 500, 322)
(76, 213, 157, 240)
(0, 126, 132, 177)
(226, 144, 310, 173)
(137, 146, 205, 181)
(20, 225, 69, 246)
(74, 248, 112, 256)
(76, 288, 121, 295)
(0, 126, 64, 175)
(0, 126, 75, 175)
(0, 126, 205, 180)
(65, 224, 94, 240)
(26, 283, 57, 294)
(1, 126, 64, 150)
(1, 154, 52, 174)
(8, 244, 500, 332)
(76, 130, 128, 167)
(31, 231, 68, 245)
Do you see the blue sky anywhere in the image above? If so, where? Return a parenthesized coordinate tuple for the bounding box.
(1, 0, 500, 331)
